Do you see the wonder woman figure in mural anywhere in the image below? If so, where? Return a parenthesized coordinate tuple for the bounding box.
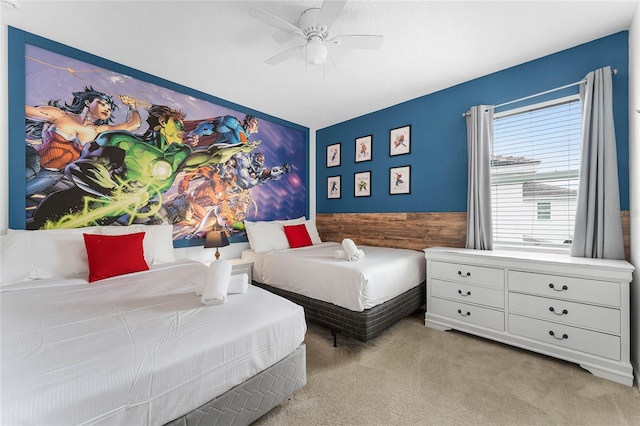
(25, 87, 141, 196)
(29, 104, 258, 229)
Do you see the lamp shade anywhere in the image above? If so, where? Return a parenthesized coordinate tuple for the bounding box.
(204, 231, 229, 249)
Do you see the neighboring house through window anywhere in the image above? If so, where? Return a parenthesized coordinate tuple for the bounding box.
(491, 94, 581, 251)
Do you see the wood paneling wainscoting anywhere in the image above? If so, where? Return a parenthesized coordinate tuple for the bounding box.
(316, 211, 631, 261)
(316, 212, 467, 252)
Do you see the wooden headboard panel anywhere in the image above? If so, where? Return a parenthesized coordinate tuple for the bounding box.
(316, 211, 631, 260)
(316, 212, 467, 252)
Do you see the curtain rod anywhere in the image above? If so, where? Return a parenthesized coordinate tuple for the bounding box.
(462, 68, 618, 117)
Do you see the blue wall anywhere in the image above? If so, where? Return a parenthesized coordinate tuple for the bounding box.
(316, 31, 630, 213)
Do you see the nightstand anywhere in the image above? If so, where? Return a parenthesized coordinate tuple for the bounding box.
(228, 258, 253, 283)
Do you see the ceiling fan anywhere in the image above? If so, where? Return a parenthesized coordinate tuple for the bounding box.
(249, 0, 383, 66)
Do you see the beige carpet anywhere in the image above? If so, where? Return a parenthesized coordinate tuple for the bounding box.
(253, 310, 640, 426)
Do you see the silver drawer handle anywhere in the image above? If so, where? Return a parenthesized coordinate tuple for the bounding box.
(549, 307, 568, 316)
(458, 289, 471, 297)
(457, 309, 471, 317)
(457, 271, 471, 278)
(548, 283, 568, 291)
(549, 330, 568, 340)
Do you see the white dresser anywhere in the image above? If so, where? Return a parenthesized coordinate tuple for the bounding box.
(424, 247, 634, 386)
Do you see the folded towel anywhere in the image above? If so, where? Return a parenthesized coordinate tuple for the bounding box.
(341, 239, 365, 262)
(201, 259, 232, 305)
(228, 273, 249, 294)
(335, 249, 364, 260)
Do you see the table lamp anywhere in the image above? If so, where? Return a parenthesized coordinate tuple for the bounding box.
(204, 231, 229, 260)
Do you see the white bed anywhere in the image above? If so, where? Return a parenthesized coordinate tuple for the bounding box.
(1, 226, 307, 426)
(241, 218, 426, 343)
(246, 242, 425, 312)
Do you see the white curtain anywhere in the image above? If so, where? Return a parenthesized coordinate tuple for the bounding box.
(465, 105, 494, 250)
(570, 66, 625, 259)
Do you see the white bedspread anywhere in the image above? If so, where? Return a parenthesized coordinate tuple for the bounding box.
(249, 242, 425, 312)
(1, 259, 306, 426)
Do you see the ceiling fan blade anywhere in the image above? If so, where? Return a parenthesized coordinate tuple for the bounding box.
(273, 29, 297, 44)
(329, 34, 384, 49)
(265, 45, 305, 65)
(317, 0, 348, 30)
(249, 7, 302, 36)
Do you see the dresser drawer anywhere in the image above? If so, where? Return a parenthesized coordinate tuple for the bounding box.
(430, 261, 504, 288)
(431, 297, 504, 331)
(432, 279, 504, 309)
(508, 271, 620, 307)
(509, 314, 620, 360)
(509, 293, 620, 334)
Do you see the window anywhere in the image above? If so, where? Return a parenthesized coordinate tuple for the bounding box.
(491, 95, 581, 251)
(537, 202, 551, 220)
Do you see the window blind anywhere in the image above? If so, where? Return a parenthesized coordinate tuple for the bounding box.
(491, 95, 581, 251)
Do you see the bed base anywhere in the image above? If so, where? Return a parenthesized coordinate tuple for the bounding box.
(165, 343, 306, 426)
(252, 281, 426, 344)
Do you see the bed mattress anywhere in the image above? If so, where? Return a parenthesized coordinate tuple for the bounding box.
(247, 242, 425, 312)
(1, 260, 307, 425)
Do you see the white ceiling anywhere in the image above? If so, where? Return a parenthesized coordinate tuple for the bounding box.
(2, 0, 638, 129)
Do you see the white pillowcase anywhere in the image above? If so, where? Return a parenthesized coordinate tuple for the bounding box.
(245, 221, 290, 253)
(3, 227, 98, 283)
(1, 232, 35, 285)
(245, 217, 306, 253)
(147, 224, 176, 263)
(304, 220, 322, 245)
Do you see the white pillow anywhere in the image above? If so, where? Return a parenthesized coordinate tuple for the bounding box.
(95, 224, 175, 265)
(245, 221, 290, 253)
(4, 227, 98, 280)
(1, 233, 34, 285)
(305, 220, 322, 245)
(146, 224, 176, 264)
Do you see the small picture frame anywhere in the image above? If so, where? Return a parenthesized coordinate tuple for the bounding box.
(327, 175, 341, 199)
(389, 166, 411, 195)
(390, 125, 411, 156)
(355, 135, 372, 162)
(354, 171, 371, 197)
(326, 143, 341, 167)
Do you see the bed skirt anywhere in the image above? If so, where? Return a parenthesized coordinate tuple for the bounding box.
(253, 281, 426, 342)
(165, 343, 306, 426)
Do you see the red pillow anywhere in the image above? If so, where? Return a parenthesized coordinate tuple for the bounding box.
(283, 224, 313, 248)
(83, 232, 149, 282)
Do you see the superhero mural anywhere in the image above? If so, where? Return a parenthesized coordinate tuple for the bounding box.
(22, 44, 307, 243)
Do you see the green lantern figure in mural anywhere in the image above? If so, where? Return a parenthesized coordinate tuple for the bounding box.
(29, 104, 259, 229)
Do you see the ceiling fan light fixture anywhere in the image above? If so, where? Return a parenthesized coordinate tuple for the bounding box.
(305, 38, 328, 65)
(250, 1, 383, 67)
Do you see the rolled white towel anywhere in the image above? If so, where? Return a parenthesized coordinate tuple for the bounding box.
(342, 238, 358, 259)
(228, 273, 249, 294)
(351, 249, 365, 261)
(201, 259, 232, 305)
(335, 249, 365, 260)
(341, 239, 365, 262)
